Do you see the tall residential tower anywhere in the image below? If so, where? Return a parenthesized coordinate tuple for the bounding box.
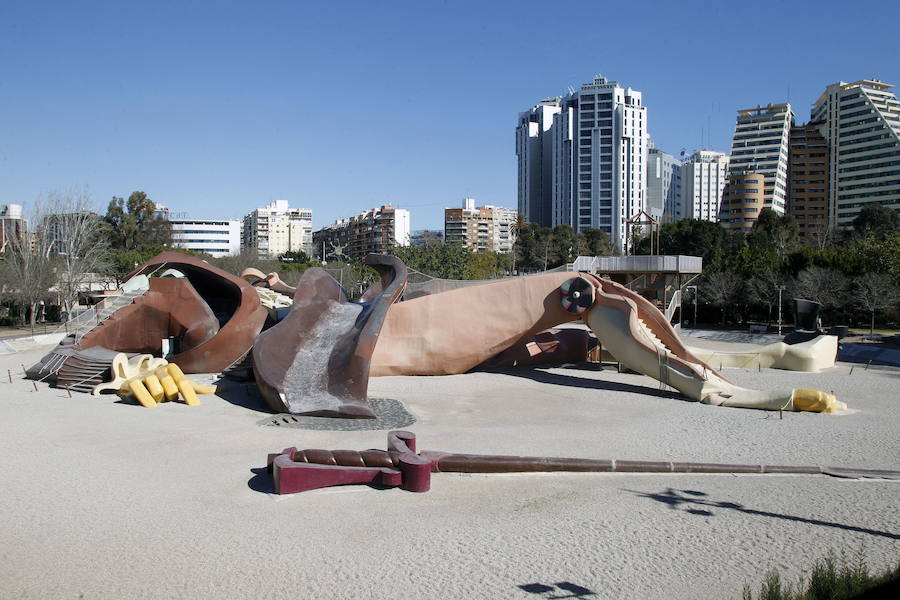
(681, 150, 729, 222)
(720, 103, 793, 231)
(812, 80, 900, 227)
(517, 75, 648, 251)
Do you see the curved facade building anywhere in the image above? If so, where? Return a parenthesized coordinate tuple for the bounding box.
(720, 174, 766, 232)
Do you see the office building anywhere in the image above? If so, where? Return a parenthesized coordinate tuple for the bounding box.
(313, 205, 410, 262)
(171, 219, 241, 257)
(787, 122, 830, 242)
(646, 148, 681, 223)
(242, 200, 313, 257)
(681, 150, 729, 222)
(812, 80, 900, 227)
(517, 75, 648, 251)
(444, 198, 518, 253)
(720, 103, 793, 231)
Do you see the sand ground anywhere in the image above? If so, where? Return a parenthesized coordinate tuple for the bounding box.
(1, 339, 897, 600)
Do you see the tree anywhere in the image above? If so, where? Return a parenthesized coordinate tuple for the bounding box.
(853, 273, 899, 336)
(104, 191, 172, 250)
(581, 228, 614, 257)
(748, 208, 798, 262)
(44, 191, 110, 315)
(702, 271, 743, 325)
(746, 270, 789, 325)
(392, 243, 473, 280)
(0, 202, 58, 333)
(793, 266, 849, 325)
(852, 204, 899, 238)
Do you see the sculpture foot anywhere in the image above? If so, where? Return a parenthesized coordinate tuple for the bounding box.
(701, 386, 844, 413)
(297, 403, 377, 419)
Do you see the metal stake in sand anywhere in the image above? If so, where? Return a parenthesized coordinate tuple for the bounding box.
(865, 360, 872, 370)
(66, 386, 72, 398)
(32, 381, 38, 392)
(7, 369, 11, 384)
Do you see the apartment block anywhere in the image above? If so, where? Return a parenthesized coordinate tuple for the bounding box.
(517, 75, 648, 251)
(241, 200, 313, 257)
(812, 80, 900, 227)
(313, 205, 410, 262)
(787, 122, 830, 242)
(171, 219, 241, 257)
(0, 204, 26, 253)
(720, 103, 793, 231)
(444, 198, 518, 253)
(646, 148, 681, 223)
(516, 100, 561, 227)
(680, 150, 729, 222)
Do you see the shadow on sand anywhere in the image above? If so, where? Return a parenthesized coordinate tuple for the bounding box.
(627, 487, 899, 540)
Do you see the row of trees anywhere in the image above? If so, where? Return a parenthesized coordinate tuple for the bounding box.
(663, 206, 900, 331)
(3, 188, 897, 332)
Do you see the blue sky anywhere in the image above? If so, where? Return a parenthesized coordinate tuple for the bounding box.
(1, 1, 898, 230)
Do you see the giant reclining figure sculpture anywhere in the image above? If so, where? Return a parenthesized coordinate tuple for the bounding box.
(254, 257, 842, 417)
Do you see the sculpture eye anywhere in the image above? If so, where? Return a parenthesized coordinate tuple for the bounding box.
(559, 276, 595, 314)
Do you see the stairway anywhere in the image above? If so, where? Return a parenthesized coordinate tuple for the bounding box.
(58, 289, 148, 343)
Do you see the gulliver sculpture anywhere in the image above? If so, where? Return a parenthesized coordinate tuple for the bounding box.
(252, 259, 842, 415)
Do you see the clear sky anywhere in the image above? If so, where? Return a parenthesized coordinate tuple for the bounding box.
(2, 0, 898, 230)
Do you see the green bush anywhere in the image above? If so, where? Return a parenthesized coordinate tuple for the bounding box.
(742, 552, 899, 599)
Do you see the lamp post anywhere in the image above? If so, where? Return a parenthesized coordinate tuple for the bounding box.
(686, 285, 698, 329)
(776, 285, 786, 335)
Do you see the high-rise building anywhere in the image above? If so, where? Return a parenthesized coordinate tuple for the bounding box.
(680, 150, 730, 222)
(720, 103, 793, 231)
(517, 75, 648, 251)
(171, 219, 241, 257)
(0, 204, 26, 253)
(812, 80, 900, 228)
(241, 200, 313, 257)
(444, 198, 518, 253)
(516, 99, 561, 227)
(313, 205, 410, 262)
(646, 148, 681, 223)
(787, 122, 830, 243)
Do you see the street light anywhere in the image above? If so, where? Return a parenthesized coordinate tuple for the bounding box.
(686, 285, 698, 329)
(776, 285, 786, 336)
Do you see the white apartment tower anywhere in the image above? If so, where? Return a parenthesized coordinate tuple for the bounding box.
(242, 200, 313, 257)
(516, 100, 562, 227)
(646, 148, 681, 223)
(681, 150, 730, 221)
(812, 80, 900, 227)
(720, 103, 793, 229)
(517, 75, 648, 251)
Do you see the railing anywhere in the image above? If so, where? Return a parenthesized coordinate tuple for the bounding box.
(570, 255, 703, 273)
(665, 289, 681, 322)
(51, 278, 150, 342)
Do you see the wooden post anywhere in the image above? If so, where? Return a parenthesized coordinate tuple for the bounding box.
(865, 360, 872, 370)
(32, 381, 38, 392)
(7, 369, 11, 384)
(66, 386, 72, 398)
